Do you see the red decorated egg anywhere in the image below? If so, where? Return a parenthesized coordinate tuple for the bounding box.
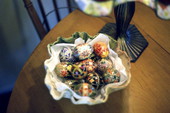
(93, 42, 109, 58)
(74, 83, 96, 97)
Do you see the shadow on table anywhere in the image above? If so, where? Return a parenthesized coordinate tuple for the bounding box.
(27, 63, 130, 113)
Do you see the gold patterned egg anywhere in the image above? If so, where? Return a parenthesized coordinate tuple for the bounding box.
(54, 62, 71, 78)
(86, 72, 100, 89)
(93, 42, 109, 58)
(71, 62, 88, 79)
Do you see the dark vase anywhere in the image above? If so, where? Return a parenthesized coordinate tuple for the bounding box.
(99, 2, 148, 62)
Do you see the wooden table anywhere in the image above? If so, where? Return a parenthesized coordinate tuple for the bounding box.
(7, 3, 170, 113)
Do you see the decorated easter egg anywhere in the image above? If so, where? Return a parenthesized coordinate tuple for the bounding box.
(73, 43, 93, 60)
(81, 59, 97, 72)
(74, 83, 96, 97)
(64, 79, 81, 89)
(72, 62, 88, 79)
(93, 42, 109, 58)
(103, 68, 120, 84)
(86, 72, 100, 89)
(59, 47, 75, 62)
(54, 62, 71, 78)
(98, 75, 105, 88)
(97, 58, 113, 73)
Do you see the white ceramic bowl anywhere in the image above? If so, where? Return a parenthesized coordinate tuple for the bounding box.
(44, 33, 131, 105)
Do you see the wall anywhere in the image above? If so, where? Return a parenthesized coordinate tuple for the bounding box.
(0, 0, 76, 94)
(0, 0, 40, 93)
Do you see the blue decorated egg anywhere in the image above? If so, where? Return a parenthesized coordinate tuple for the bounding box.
(73, 43, 93, 60)
(59, 47, 75, 62)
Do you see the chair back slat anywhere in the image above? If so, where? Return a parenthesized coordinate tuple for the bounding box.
(37, 0, 50, 32)
(52, 0, 61, 22)
(67, 0, 72, 13)
(23, 0, 76, 40)
(23, 0, 46, 40)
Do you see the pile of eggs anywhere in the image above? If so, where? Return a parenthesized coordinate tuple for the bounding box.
(54, 42, 120, 98)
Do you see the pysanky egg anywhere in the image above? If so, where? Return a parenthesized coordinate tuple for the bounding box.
(97, 58, 113, 73)
(74, 83, 96, 97)
(103, 68, 120, 84)
(54, 62, 71, 78)
(81, 59, 97, 72)
(59, 47, 75, 62)
(86, 72, 100, 89)
(99, 75, 105, 88)
(93, 42, 109, 58)
(72, 63, 88, 79)
(73, 43, 93, 60)
(64, 79, 81, 89)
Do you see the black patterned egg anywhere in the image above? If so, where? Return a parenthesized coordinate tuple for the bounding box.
(86, 72, 100, 89)
(59, 47, 75, 62)
(73, 43, 93, 60)
(74, 83, 96, 97)
(97, 58, 113, 73)
(71, 62, 88, 79)
(54, 62, 71, 78)
(103, 68, 121, 84)
(81, 59, 97, 72)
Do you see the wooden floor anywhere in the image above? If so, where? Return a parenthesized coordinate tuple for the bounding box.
(7, 2, 170, 113)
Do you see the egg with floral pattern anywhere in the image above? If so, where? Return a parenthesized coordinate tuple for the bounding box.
(74, 83, 96, 97)
(73, 43, 93, 60)
(103, 68, 120, 84)
(97, 58, 113, 73)
(59, 47, 75, 62)
(54, 62, 71, 78)
(81, 59, 97, 72)
(93, 41, 109, 58)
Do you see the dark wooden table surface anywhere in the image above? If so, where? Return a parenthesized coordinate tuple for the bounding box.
(7, 3, 170, 113)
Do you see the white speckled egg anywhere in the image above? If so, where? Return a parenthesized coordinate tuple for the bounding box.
(73, 43, 93, 60)
(97, 58, 113, 73)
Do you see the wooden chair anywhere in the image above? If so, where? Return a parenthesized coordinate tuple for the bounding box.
(23, 0, 77, 40)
